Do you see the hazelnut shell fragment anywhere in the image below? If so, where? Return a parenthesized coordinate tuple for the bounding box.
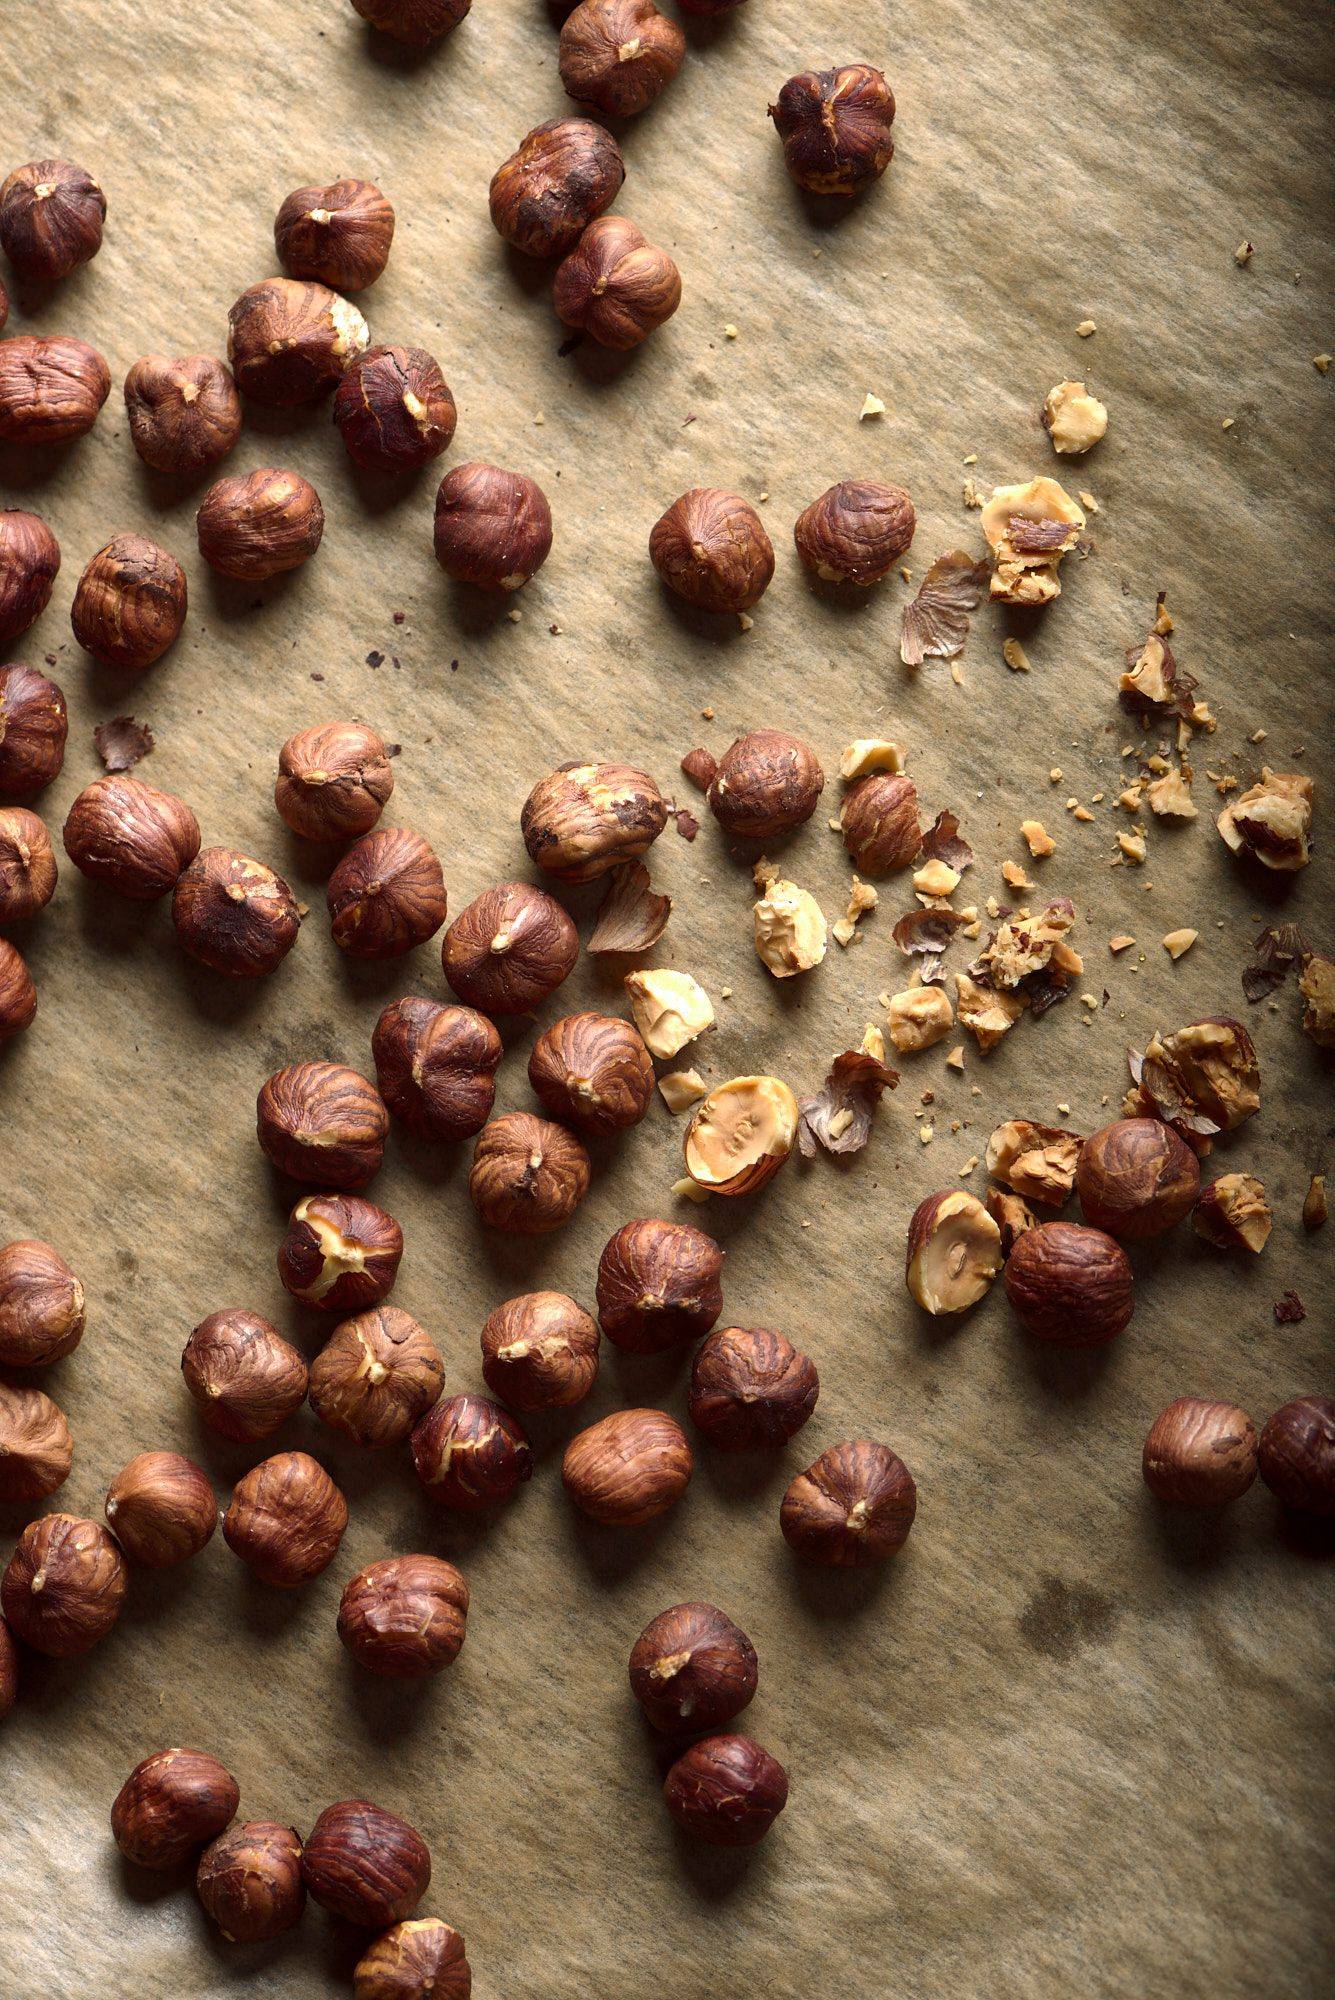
(522, 761, 667, 883)
(1142, 1398, 1258, 1507)
(528, 1010, 655, 1136)
(278, 1193, 404, 1313)
(63, 775, 200, 900)
(309, 1305, 444, 1448)
(780, 1440, 916, 1566)
(650, 489, 775, 614)
(302, 1799, 431, 1929)
(0, 1381, 73, 1501)
(596, 1217, 724, 1352)
(490, 117, 625, 259)
(434, 462, 552, 590)
(182, 1308, 309, 1442)
(123, 354, 241, 477)
(1075, 1118, 1200, 1239)
(197, 1822, 305, 1943)
(353, 1918, 472, 2000)
(276, 721, 394, 841)
(257, 1060, 389, 1188)
(373, 996, 502, 1141)
(629, 1602, 758, 1734)
(1257, 1397, 1335, 1515)
(794, 480, 915, 585)
(0, 1238, 85, 1366)
(707, 729, 824, 840)
(70, 533, 187, 671)
(562, 1407, 693, 1526)
(0, 159, 105, 280)
(1, 1512, 128, 1655)
(412, 1392, 533, 1511)
(275, 178, 394, 292)
(338, 1554, 469, 1677)
(173, 846, 301, 977)
(769, 65, 896, 194)
(327, 827, 447, 958)
(222, 1450, 349, 1588)
(554, 214, 681, 349)
(112, 1749, 240, 1871)
(104, 1451, 218, 1567)
(469, 1110, 592, 1233)
(480, 1291, 600, 1410)
(196, 468, 325, 580)
(688, 1327, 819, 1451)
(1003, 1221, 1134, 1345)
(443, 879, 578, 1013)
(334, 344, 456, 472)
(0, 659, 67, 796)
(0, 334, 111, 444)
(559, 0, 685, 118)
(663, 1734, 789, 1847)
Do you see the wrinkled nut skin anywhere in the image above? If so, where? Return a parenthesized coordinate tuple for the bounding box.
(328, 827, 447, 958)
(480, 1291, 600, 1410)
(1142, 1398, 1258, 1508)
(1, 1513, 128, 1655)
(411, 1393, 534, 1511)
(354, 1918, 472, 2000)
(469, 1110, 592, 1233)
(0, 1238, 85, 1366)
(104, 1451, 218, 1567)
(688, 1326, 819, 1451)
(227, 277, 366, 406)
(1, 514, 62, 650)
(182, 1308, 309, 1442)
(338, 1554, 469, 1677)
(596, 1218, 724, 1352)
(373, 996, 502, 1141)
(303, 1799, 431, 1930)
(1257, 1397, 1335, 1516)
(196, 467, 325, 580)
(650, 489, 775, 614)
(222, 1451, 349, 1588)
(0, 1611, 16, 1720)
(0, 160, 105, 280)
(443, 880, 579, 1013)
(490, 116, 625, 259)
(1003, 1221, 1134, 1346)
(197, 1822, 305, 1943)
(63, 775, 200, 900)
(0, 660, 67, 796)
(172, 847, 301, 977)
(351, 0, 471, 46)
(528, 1010, 655, 1137)
(521, 762, 668, 883)
(780, 1440, 916, 1566)
(309, 1306, 444, 1448)
(663, 1734, 789, 1848)
(0, 1381, 73, 1501)
(562, 1408, 693, 1526)
(70, 533, 187, 671)
(277, 722, 395, 841)
(0, 937, 37, 1040)
(0, 806, 57, 921)
(334, 344, 457, 472)
(707, 729, 824, 841)
(1075, 1118, 1200, 1240)
(123, 354, 242, 477)
(794, 480, 915, 585)
(554, 215, 681, 349)
(559, 0, 686, 118)
(629, 1602, 758, 1735)
(275, 178, 394, 292)
(0, 335, 111, 445)
(111, 1750, 240, 1870)
(769, 64, 896, 195)
(434, 462, 553, 590)
(278, 1194, 404, 1314)
(841, 772, 922, 874)
(257, 1061, 389, 1189)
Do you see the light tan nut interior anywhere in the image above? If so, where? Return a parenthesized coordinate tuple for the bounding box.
(906, 1189, 1003, 1313)
(625, 969, 714, 1058)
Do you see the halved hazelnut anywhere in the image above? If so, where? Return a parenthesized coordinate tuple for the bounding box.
(905, 1190, 1002, 1314)
(1193, 1173, 1272, 1254)
(683, 1076, 798, 1197)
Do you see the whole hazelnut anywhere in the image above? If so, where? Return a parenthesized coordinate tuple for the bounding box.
(196, 467, 325, 580)
(183, 1308, 309, 1442)
(123, 354, 242, 477)
(562, 1407, 693, 1526)
(70, 533, 187, 671)
(0, 160, 104, 280)
(1003, 1220, 1134, 1345)
(905, 1190, 1002, 1314)
(276, 721, 394, 841)
(373, 996, 502, 1141)
(278, 1193, 404, 1314)
(0, 1381, 73, 1501)
(337, 1554, 468, 1677)
(0, 659, 67, 796)
(328, 827, 447, 958)
(596, 1217, 723, 1352)
(769, 64, 896, 195)
(197, 1822, 305, 1942)
(480, 1291, 600, 1410)
(1141, 1398, 1258, 1507)
(104, 1450, 217, 1567)
(629, 1602, 757, 1734)
(490, 117, 625, 259)
(528, 1010, 655, 1136)
(1257, 1396, 1335, 1515)
(412, 1392, 534, 1510)
(0, 937, 37, 1040)
(222, 1450, 349, 1588)
(63, 775, 200, 899)
(688, 1326, 819, 1451)
(257, 1060, 389, 1188)
(1075, 1118, 1200, 1240)
(309, 1305, 444, 1447)
(554, 215, 681, 349)
(649, 489, 775, 614)
(0, 334, 111, 444)
(275, 178, 394, 292)
(433, 462, 553, 590)
(227, 277, 367, 405)
(707, 729, 824, 840)
(0, 1238, 85, 1366)
(0, 274, 5, 332)
(521, 761, 667, 883)
(840, 772, 922, 874)
(1, 1512, 128, 1655)
(794, 480, 915, 585)
(442, 879, 578, 1013)
(0, 1610, 15, 1720)
(0, 512, 62, 648)
(683, 1075, 799, 1197)
(663, 1734, 789, 1848)
(0, 806, 57, 922)
(354, 1918, 472, 2000)
(350, 0, 471, 45)
(111, 1749, 239, 1870)
(173, 846, 301, 977)
(781, 1439, 917, 1566)
(303, 1799, 431, 1929)
(334, 344, 457, 472)
(559, 0, 685, 117)
(469, 1110, 591, 1233)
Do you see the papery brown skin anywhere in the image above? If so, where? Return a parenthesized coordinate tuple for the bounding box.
(442, 880, 579, 1013)
(480, 1291, 600, 1410)
(351, 0, 471, 46)
(841, 771, 922, 874)
(277, 721, 395, 840)
(490, 117, 625, 259)
(528, 1010, 655, 1136)
(0, 514, 62, 648)
(663, 1734, 789, 1847)
(596, 1217, 724, 1352)
(629, 1602, 758, 1734)
(554, 215, 681, 349)
(197, 1822, 305, 1943)
(1, 1513, 128, 1655)
(302, 1799, 431, 1929)
(0, 1613, 18, 1720)
(222, 1451, 349, 1588)
(649, 489, 775, 614)
(0, 335, 111, 444)
(104, 1451, 218, 1567)
(373, 996, 502, 1140)
(780, 1440, 916, 1566)
(562, 1408, 693, 1526)
(707, 729, 824, 839)
(111, 1749, 240, 1870)
(182, 1309, 309, 1442)
(338, 1554, 469, 1677)
(0, 807, 57, 922)
(327, 827, 447, 958)
(469, 1111, 591, 1233)
(123, 354, 241, 477)
(794, 481, 915, 585)
(1257, 1396, 1335, 1515)
(0, 1239, 84, 1366)
(559, 0, 685, 117)
(196, 468, 324, 579)
(0, 160, 105, 280)
(276, 178, 394, 292)
(411, 1392, 534, 1510)
(353, 1917, 472, 2000)
(256, 1061, 389, 1188)
(334, 344, 456, 471)
(521, 762, 668, 883)
(688, 1327, 819, 1451)
(0, 938, 37, 1040)
(1142, 1398, 1258, 1507)
(277, 1194, 404, 1314)
(63, 775, 200, 900)
(587, 857, 671, 954)
(227, 277, 366, 405)
(0, 1381, 72, 1501)
(433, 462, 553, 589)
(1075, 1118, 1200, 1240)
(172, 846, 301, 977)
(1003, 1221, 1134, 1345)
(70, 533, 187, 671)
(0, 660, 67, 797)
(769, 64, 896, 195)
(309, 1306, 444, 1448)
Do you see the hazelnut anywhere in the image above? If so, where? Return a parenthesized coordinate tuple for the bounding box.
(227, 276, 367, 405)
(554, 215, 681, 349)
(1131, 1017, 1260, 1139)
(172, 846, 301, 977)
(769, 64, 895, 194)
(905, 1190, 1005, 1314)
(0, 1512, 127, 1655)
(469, 1110, 592, 1232)
(70, 533, 187, 671)
(197, 1822, 305, 1942)
(0, 1381, 73, 1500)
(1074, 1118, 1200, 1240)
(123, 354, 241, 477)
(111, 1749, 240, 1870)
(63, 775, 200, 900)
(0, 937, 37, 1039)
(841, 772, 922, 874)
(257, 1060, 389, 1188)
(1043, 380, 1108, 455)
(0, 159, 104, 279)
(887, 985, 954, 1053)
(1257, 1397, 1335, 1515)
(104, 1450, 217, 1567)
(663, 1734, 789, 1847)
(1193, 1172, 1273, 1254)
(522, 761, 667, 882)
(0, 1611, 15, 1721)
(351, 0, 471, 44)
(781, 1439, 917, 1565)
(596, 1217, 723, 1352)
(0, 806, 57, 922)
(688, 1326, 819, 1451)
(303, 1799, 431, 1929)
(649, 489, 775, 614)
(1141, 1398, 1258, 1507)
(624, 967, 714, 1058)
(182, 1309, 309, 1442)
(412, 1392, 534, 1510)
(0, 1238, 85, 1366)
(276, 721, 394, 841)
(753, 877, 827, 977)
(1298, 954, 1335, 1049)
(0, 659, 67, 796)
(984, 1188, 1038, 1259)
(707, 729, 824, 840)
(987, 1120, 1085, 1207)
(683, 1075, 799, 1197)
(373, 996, 502, 1140)
(196, 467, 325, 579)
(278, 1193, 404, 1313)
(529, 1010, 655, 1136)
(480, 1291, 600, 1410)
(490, 117, 625, 259)
(338, 1554, 468, 1677)
(1217, 768, 1313, 872)
(0, 273, 5, 332)
(0, 334, 111, 444)
(1003, 1221, 1134, 1345)
(354, 1919, 471, 2000)
(559, 0, 685, 117)
(222, 1450, 349, 1588)
(443, 879, 578, 1013)
(309, 1305, 444, 1447)
(0, 513, 62, 649)
(794, 481, 915, 585)
(563, 1408, 692, 1526)
(334, 344, 457, 472)
(433, 462, 553, 590)
(275, 178, 394, 292)
(629, 1602, 757, 1734)
(981, 477, 1084, 605)
(328, 827, 447, 958)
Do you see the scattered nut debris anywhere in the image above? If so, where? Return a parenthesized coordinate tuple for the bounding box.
(914, 858, 960, 900)
(658, 1069, 707, 1114)
(920, 810, 972, 874)
(892, 905, 968, 982)
(1126, 1017, 1260, 1149)
(984, 1187, 1037, 1256)
(1313, 355, 1331, 375)
(1002, 637, 1031, 673)
(93, 716, 155, 771)
(899, 552, 990, 666)
(1146, 767, 1197, 819)
(1117, 831, 1146, 864)
(588, 862, 672, 956)
(1235, 241, 1254, 265)
(1076, 319, 1097, 337)
(1194, 1173, 1272, 1253)
(832, 875, 878, 947)
(954, 971, 1027, 1051)
(1273, 1290, 1306, 1324)
(1001, 859, 1033, 891)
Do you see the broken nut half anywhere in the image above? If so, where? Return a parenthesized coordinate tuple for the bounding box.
(1042, 380, 1107, 455)
(1193, 1173, 1272, 1254)
(985, 1119, 1084, 1206)
(981, 477, 1084, 605)
(1216, 768, 1312, 872)
(683, 1075, 798, 1197)
(905, 1189, 1002, 1313)
(624, 967, 714, 1058)
(753, 878, 827, 977)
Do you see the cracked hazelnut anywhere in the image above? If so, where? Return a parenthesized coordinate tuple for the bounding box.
(351, 0, 470, 43)
(554, 214, 681, 349)
(1142, 1398, 1258, 1507)
(559, 0, 685, 117)
(754, 877, 827, 977)
(688, 1326, 819, 1451)
(197, 1822, 305, 1942)
(278, 1193, 404, 1313)
(650, 488, 775, 614)
(70, 533, 187, 670)
(906, 1190, 1002, 1314)
(443, 879, 578, 1012)
(173, 846, 301, 976)
(523, 761, 667, 883)
(0, 660, 66, 796)
(1217, 768, 1312, 872)
(1193, 1173, 1272, 1254)
(0, 938, 36, 1039)
(841, 772, 922, 874)
(276, 722, 394, 841)
(469, 1110, 591, 1232)
(987, 1120, 1085, 1207)
(480, 1291, 600, 1410)
(888, 985, 954, 1053)
(0, 159, 105, 279)
(123, 354, 241, 477)
(0, 807, 56, 922)
(276, 178, 393, 292)
(334, 344, 456, 471)
(491, 116, 624, 259)
(781, 1439, 916, 1565)
(1043, 380, 1107, 455)
(1299, 954, 1335, 1048)
(769, 64, 895, 194)
(1257, 1397, 1335, 1515)
(257, 1061, 389, 1188)
(984, 1188, 1038, 1258)
(63, 775, 200, 900)
(223, 1451, 349, 1587)
(354, 1918, 471, 2000)
(1, 1513, 127, 1655)
(310, 1306, 444, 1447)
(339, 1555, 468, 1677)
(596, 1217, 723, 1351)
(1129, 1016, 1260, 1141)
(434, 461, 552, 589)
(0, 1381, 72, 1500)
(1003, 1221, 1133, 1345)
(0, 1239, 84, 1366)
(0, 514, 61, 649)
(624, 968, 714, 1058)
(104, 1451, 217, 1567)
(981, 477, 1084, 605)
(411, 1392, 533, 1510)
(562, 1408, 692, 1525)
(664, 1733, 788, 1847)
(303, 1799, 430, 1928)
(529, 1010, 655, 1136)
(629, 1602, 757, 1734)
(373, 996, 502, 1140)
(1075, 1118, 1200, 1239)
(182, 1309, 309, 1442)
(197, 467, 325, 579)
(227, 277, 367, 404)
(0, 334, 111, 444)
(707, 729, 824, 840)
(328, 827, 447, 958)
(111, 1749, 240, 1870)
(794, 480, 915, 585)
(683, 1074, 799, 1196)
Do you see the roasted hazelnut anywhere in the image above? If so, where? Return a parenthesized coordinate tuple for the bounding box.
(328, 827, 447, 958)
(63, 775, 200, 899)
(1217, 767, 1312, 873)
(0, 513, 61, 649)
(1142, 1398, 1258, 1507)
(624, 967, 714, 1057)
(223, 1450, 349, 1588)
(0, 1238, 84, 1366)
(1193, 1172, 1273, 1254)
(794, 480, 915, 585)
(469, 1111, 591, 1233)
(183, 1309, 309, 1442)
(981, 477, 1085, 605)
(303, 1799, 431, 1929)
(442, 879, 578, 1013)
(433, 462, 553, 590)
(257, 1061, 389, 1189)
(553, 214, 681, 349)
(338, 1554, 468, 1677)
(123, 354, 242, 477)
(707, 729, 824, 841)
(559, 0, 685, 117)
(197, 1822, 305, 1942)
(1257, 1396, 1335, 1515)
(0, 274, 5, 333)
(334, 344, 457, 472)
(1299, 955, 1335, 1048)
(0, 807, 57, 921)
(1130, 1016, 1261, 1140)
(104, 1450, 217, 1567)
(196, 467, 325, 580)
(310, 1306, 443, 1447)
(663, 1734, 789, 1848)
(528, 1011, 654, 1137)
(752, 877, 827, 978)
(112, 1749, 240, 1871)
(351, 0, 471, 44)
(227, 277, 367, 405)
(769, 65, 896, 195)
(0, 160, 104, 280)
(780, 1439, 916, 1566)
(0, 1381, 72, 1501)
(688, 1326, 819, 1451)
(986, 1120, 1085, 1207)
(0, 1611, 15, 1721)
(1003, 1220, 1133, 1346)
(354, 1918, 472, 2000)
(481, 1291, 600, 1410)
(983, 1188, 1038, 1259)
(596, 1217, 723, 1352)
(0, 937, 37, 1040)
(276, 721, 394, 841)
(0, 659, 67, 796)
(490, 117, 625, 259)
(649, 489, 775, 614)
(1075, 1118, 1200, 1239)
(522, 762, 667, 884)
(278, 1193, 404, 1314)
(629, 1602, 757, 1734)
(683, 1075, 799, 1197)
(70, 533, 187, 671)
(275, 178, 394, 292)
(412, 1392, 533, 1510)
(173, 846, 301, 977)
(840, 772, 922, 874)
(0, 334, 111, 444)
(373, 996, 502, 1141)
(562, 1408, 693, 1526)
(1, 1512, 127, 1655)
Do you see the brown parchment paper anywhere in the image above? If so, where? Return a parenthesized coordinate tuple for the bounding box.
(1, 2, 1332, 1995)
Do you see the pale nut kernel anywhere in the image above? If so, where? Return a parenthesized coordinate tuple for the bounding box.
(624, 968, 714, 1058)
(1042, 380, 1108, 455)
(953, 971, 1027, 1051)
(561, 1407, 693, 1526)
(839, 738, 906, 780)
(981, 477, 1084, 604)
(1193, 1173, 1272, 1254)
(986, 1119, 1085, 1206)
(753, 878, 827, 977)
(683, 1075, 798, 1196)
(905, 1190, 1002, 1314)
(887, 985, 954, 1053)
(1216, 768, 1312, 871)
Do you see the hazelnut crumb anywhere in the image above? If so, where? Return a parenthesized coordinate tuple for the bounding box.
(1055, 1102, 1071, 1116)
(1221, 417, 1235, 431)
(1314, 354, 1331, 374)
(1049, 768, 1063, 783)
(1250, 729, 1267, 743)
(1117, 831, 1147, 864)
(860, 392, 886, 419)
(1078, 490, 1100, 513)
(700, 707, 714, 720)
(960, 1154, 978, 1173)
(946, 1046, 965, 1071)
(723, 324, 739, 340)
(1303, 1174, 1327, 1230)
(1001, 859, 1033, 890)
(1002, 638, 1031, 673)
(919, 1125, 934, 1144)
(1162, 928, 1197, 960)
(1235, 241, 1254, 265)
(1108, 934, 1135, 952)
(1020, 819, 1055, 857)
(1076, 319, 1097, 337)
(737, 612, 753, 631)
(659, 1069, 707, 1114)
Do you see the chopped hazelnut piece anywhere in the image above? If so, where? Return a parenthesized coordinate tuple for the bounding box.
(1303, 1174, 1327, 1231)
(887, 984, 955, 1053)
(860, 392, 886, 419)
(1298, 953, 1335, 1047)
(753, 879, 827, 978)
(1117, 831, 1146, 864)
(905, 1190, 1002, 1313)
(1078, 491, 1099, 513)
(1072, 806, 1094, 823)
(1193, 1173, 1272, 1254)
(684, 1075, 798, 1196)
(1076, 319, 1097, 337)
(1216, 768, 1313, 872)
(1001, 859, 1033, 890)
(840, 739, 906, 779)
(1021, 820, 1055, 857)
(984, 1187, 1037, 1256)
(985, 1119, 1084, 1204)
(1162, 929, 1197, 961)
(625, 969, 714, 1059)
(1147, 768, 1197, 819)
(980, 478, 1084, 604)
(1314, 354, 1331, 374)
(1235, 241, 1254, 265)
(658, 1069, 707, 1114)
(1002, 638, 1031, 672)
(954, 972, 1026, 1051)
(1042, 381, 1108, 455)
(980, 899, 1083, 993)
(946, 1045, 965, 1071)
(913, 859, 960, 899)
